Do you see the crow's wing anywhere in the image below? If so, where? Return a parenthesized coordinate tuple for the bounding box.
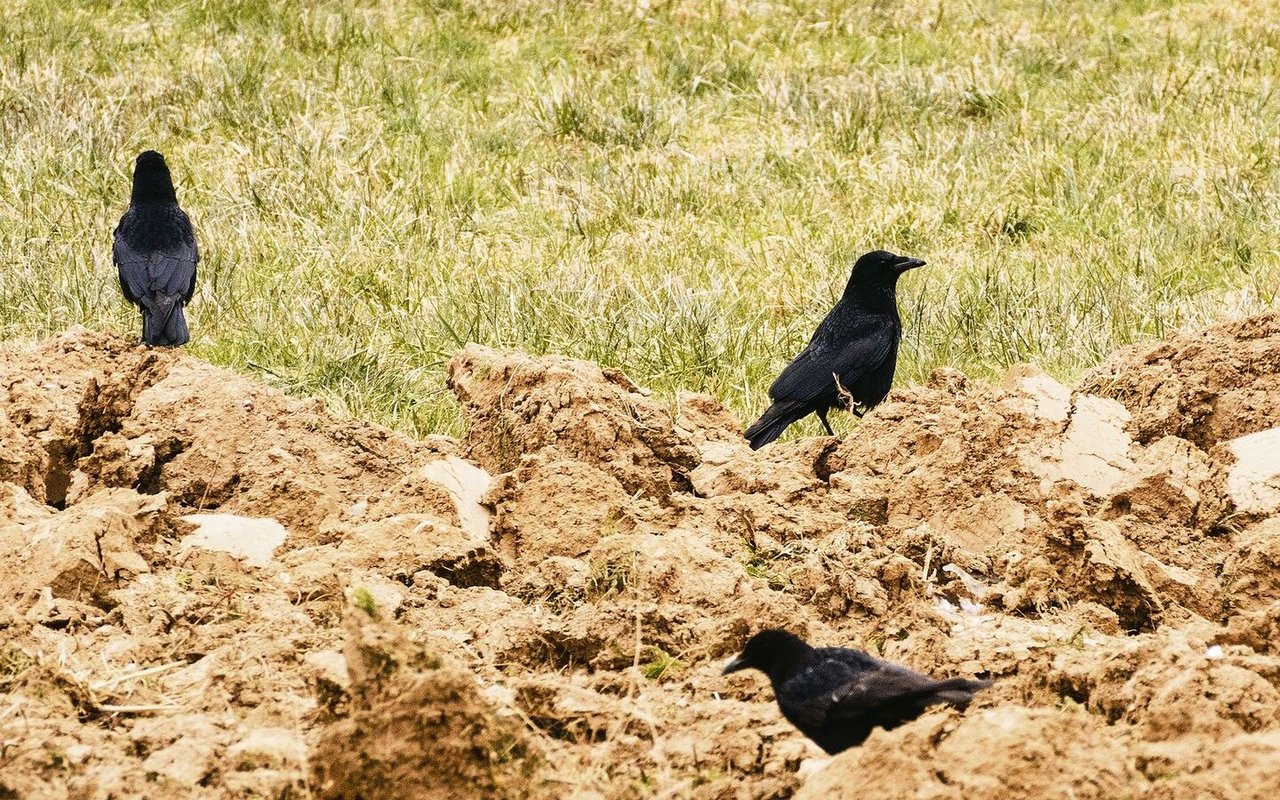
(113, 227, 143, 305)
(780, 656, 942, 730)
(113, 233, 198, 305)
(182, 217, 200, 302)
(768, 315, 895, 403)
(775, 654, 869, 728)
(832, 663, 947, 709)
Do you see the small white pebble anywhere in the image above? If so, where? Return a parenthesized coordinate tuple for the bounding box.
(797, 757, 830, 779)
(64, 744, 93, 764)
(1205, 645, 1224, 660)
(481, 684, 515, 707)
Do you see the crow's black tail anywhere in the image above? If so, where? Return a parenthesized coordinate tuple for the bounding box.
(140, 294, 190, 347)
(930, 677, 994, 708)
(744, 401, 807, 450)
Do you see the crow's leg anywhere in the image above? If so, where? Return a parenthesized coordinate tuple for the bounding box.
(851, 405, 867, 419)
(816, 407, 836, 436)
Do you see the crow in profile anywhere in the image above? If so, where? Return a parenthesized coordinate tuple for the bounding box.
(745, 250, 924, 449)
(723, 629, 991, 754)
(114, 150, 199, 347)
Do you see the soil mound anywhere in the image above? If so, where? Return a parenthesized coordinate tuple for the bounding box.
(311, 599, 546, 800)
(446, 344, 699, 499)
(1080, 311, 1280, 448)
(2, 316, 1279, 798)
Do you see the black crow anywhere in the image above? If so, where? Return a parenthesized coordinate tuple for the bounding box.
(113, 150, 199, 347)
(723, 629, 990, 754)
(745, 250, 924, 449)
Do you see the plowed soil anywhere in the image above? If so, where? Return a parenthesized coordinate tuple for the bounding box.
(2, 313, 1279, 799)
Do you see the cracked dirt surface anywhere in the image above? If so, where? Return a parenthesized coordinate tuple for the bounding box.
(1, 313, 1279, 799)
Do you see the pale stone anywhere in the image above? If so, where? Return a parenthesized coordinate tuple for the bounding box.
(1227, 428, 1280, 515)
(419, 456, 493, 541)
(179, 514, 288, 568)
(226, 727, 307, 770)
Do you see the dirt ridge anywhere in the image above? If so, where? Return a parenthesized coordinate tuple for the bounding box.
(1, 312, 1278, 799)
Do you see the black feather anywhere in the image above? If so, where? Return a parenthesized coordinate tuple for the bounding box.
(745, 250, 924, 449)
(113, 151, 199, 347)
(723, 629, 991, 754)
(742, 400, 807, 449)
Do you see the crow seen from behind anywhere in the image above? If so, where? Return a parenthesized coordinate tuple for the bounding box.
(114, 150, 199, 347)
(745, 250, 924, 449)
(723, 629, 991, 754)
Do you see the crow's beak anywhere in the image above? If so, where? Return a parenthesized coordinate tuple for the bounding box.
(722, 654, 749, 675)
(895, 257, 926, 272)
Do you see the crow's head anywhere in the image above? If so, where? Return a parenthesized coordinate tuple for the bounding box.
(847, 249, 926, 291)
(723, 629, 813, 679)
(131, 150, 178, 204)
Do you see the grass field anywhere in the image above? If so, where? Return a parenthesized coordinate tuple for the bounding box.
(2, 0, 1277, 439)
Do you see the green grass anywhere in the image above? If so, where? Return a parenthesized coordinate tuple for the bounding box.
(2, 0, 1277, 440)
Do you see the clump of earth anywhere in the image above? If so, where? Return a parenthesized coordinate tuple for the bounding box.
(2, 312, 1279, 799)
